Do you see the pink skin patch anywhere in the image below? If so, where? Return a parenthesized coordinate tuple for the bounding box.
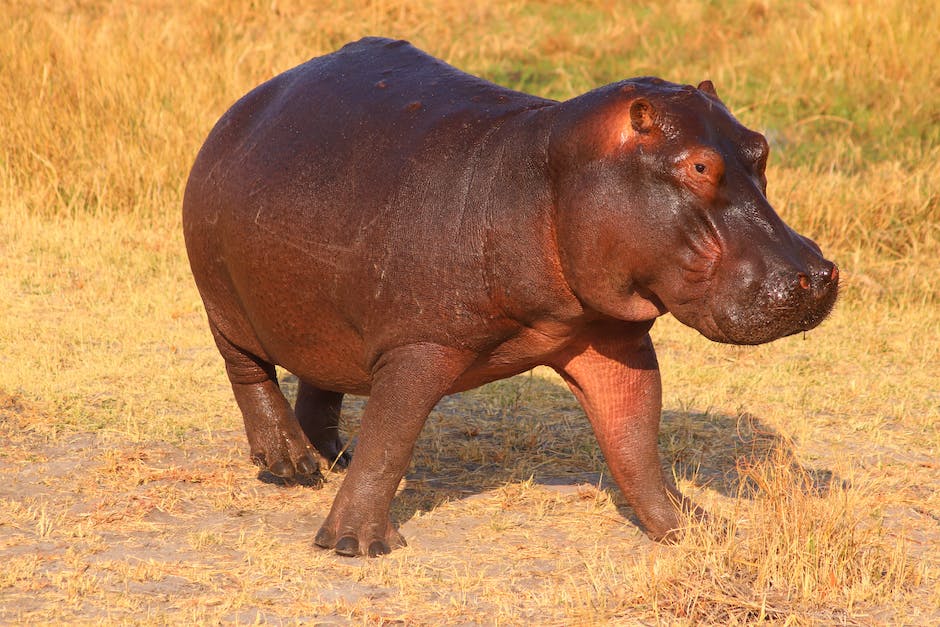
(674, 147, 725, 203)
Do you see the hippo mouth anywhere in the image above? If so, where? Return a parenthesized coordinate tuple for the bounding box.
(705, 266, 840, 345)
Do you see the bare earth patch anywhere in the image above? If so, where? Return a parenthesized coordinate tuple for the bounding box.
(1, 371, 937, 624)
(0, 393, 645, 623)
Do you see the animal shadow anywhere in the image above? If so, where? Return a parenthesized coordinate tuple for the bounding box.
(278, 371, 840, 529)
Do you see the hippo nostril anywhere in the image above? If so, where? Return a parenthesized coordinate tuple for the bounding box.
(812, 262, 838, 287)
(798, 273, 810, 290)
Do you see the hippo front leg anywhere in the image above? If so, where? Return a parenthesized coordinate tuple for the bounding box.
(314, 343, 472, 557)
(552, 330, 703, 541)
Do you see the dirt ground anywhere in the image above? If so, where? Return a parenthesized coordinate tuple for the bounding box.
(1, 370, 938, 624)
(0, 388, 647, 623)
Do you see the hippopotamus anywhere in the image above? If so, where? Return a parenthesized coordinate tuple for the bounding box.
(183, 37, 838, 557)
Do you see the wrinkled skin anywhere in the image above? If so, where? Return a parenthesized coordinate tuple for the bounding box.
(183, 38, 838, 557)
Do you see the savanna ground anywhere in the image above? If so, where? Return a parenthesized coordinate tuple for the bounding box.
(1, 0, 938, 623)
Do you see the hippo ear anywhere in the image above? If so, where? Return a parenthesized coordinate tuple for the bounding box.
(629, 98, 655, 133)
(697, 80, 719, 98)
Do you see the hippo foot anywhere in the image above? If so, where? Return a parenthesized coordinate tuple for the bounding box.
(311, 436, 352, 472)
(251, 450, 324, 487)
(314, 518, 406, 557)
(639, 497, 711, 543)
(294, 384, 350, 471)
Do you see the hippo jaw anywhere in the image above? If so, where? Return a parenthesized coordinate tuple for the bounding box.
(675, 261, 840, 345)
(662, 213, 840, 346)
(721, 251, 838, 344)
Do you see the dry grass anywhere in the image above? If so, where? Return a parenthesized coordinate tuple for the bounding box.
(1, 0, 938, 624)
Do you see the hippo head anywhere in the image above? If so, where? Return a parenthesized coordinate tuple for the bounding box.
(549, 77, 838, 344)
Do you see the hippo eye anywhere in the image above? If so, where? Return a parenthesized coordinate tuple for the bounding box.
(681, 150, 724, 196)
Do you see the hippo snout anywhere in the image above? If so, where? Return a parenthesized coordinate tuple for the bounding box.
(713, 250, 839, 345)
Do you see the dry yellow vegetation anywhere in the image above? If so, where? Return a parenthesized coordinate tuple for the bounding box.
(1, 0, 937, 623)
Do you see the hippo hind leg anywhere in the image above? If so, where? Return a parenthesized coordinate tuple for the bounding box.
(294, 382, 351, 471)
(209, 321, 324, 486)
